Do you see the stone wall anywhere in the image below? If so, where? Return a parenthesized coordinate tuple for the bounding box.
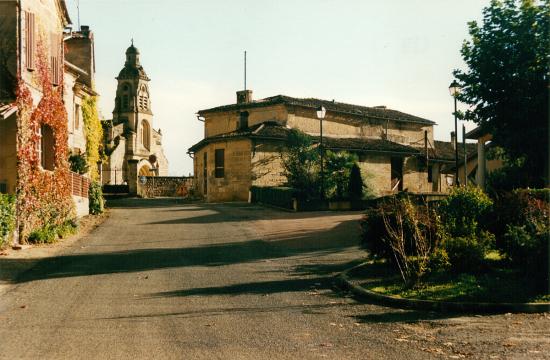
(194, 139, 252, 202)
(137, 176, 194, 198)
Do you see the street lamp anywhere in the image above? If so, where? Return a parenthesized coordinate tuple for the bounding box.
(316, 105, 326, 199)
(449, 80, 461, 186)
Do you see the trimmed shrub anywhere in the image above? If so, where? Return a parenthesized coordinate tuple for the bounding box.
(250, 186, 298, 210)
(439, 186, 493, 238)
(444, 231, 495, 273)
(0, 194, 16, 247)
(89, 182, 105, 215)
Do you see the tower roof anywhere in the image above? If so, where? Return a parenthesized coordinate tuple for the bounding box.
(126, 43, 140, 55)
(117, 41, 149, 81)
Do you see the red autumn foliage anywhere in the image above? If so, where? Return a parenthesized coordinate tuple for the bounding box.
(15, 37, 74, 241)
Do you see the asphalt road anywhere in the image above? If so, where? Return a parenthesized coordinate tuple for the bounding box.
(0, 199, 548, 359)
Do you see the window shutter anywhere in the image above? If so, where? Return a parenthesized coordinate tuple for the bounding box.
(25, 12, 36, 70)
(50, 33, 61, 85)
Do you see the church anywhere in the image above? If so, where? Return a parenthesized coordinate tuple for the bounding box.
(101, 42, 168, 193)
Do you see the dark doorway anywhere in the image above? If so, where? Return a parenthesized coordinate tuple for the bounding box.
(390, 157, 403, 191)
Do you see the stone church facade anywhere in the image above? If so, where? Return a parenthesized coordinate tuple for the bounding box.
(102, 43, 168, 193)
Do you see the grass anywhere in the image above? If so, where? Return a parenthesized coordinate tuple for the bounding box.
(350, 255, 549, 304)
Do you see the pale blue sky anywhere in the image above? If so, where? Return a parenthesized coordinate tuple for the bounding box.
(67, 0, 489, 175)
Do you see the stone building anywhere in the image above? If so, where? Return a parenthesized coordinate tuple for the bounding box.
(0, 0, 95, 216)
(188, 90, 472, 202)
(101, 43, 168, 194)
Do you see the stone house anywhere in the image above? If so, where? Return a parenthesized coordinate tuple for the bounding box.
(101, 43, 168, 194)
(0, 0, 96, 216)
(189, 90, 468, 202)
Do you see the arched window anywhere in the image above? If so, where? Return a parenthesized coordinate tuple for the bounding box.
(141, 120, 151, 150)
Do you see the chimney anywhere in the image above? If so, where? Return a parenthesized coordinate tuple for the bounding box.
(80, 25, 90, 37)
(237, 90, 253, 104)
(451, 131, 456, 150)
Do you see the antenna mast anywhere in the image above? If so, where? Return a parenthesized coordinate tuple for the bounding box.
(244, 51, 247, 91)
(76, 0, 81, 30)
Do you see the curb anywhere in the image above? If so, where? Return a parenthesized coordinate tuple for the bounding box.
(336, 263, 550, 314)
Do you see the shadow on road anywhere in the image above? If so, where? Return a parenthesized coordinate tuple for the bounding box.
(1, 218, 359, 285)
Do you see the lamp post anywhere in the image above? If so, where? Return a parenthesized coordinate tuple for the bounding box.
(316, 105, 326, 199)
(449, 80, 461, 186)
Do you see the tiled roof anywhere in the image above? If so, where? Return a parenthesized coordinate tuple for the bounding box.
(433, 140, 477, 162)
(199, 95, 435, 125)
(188, 122, 420, 155)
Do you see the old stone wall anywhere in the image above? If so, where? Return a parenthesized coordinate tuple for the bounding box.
(137, 176, 194, 198)
(251, 142, 286, 187)
(205, 105, 287, 137)
(357, 154, 392, 197)
(194, 139, 252, 202)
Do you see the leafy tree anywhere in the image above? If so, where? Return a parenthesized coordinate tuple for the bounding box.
(280, 129, 320, 198)
(325, 150, 357, 199)
(453, 0, 549, 187)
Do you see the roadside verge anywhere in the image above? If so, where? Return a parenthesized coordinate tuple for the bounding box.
(337, 262, 550, 314)
(0, 212, 108, 295)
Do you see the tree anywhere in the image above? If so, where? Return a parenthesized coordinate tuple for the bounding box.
(348, 163, 363, 200)
(280, 129, 320, 198)
(325, 150, 357, 199)
(453, 0, 549, 187)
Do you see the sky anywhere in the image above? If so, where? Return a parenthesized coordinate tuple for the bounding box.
(66, 0, 490, 176)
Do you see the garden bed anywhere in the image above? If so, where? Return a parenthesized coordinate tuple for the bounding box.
(348, 257, 550, 304)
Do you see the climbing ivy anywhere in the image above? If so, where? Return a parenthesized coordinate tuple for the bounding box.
(81, 95, 103, 181)
(15, 37, 74, 241)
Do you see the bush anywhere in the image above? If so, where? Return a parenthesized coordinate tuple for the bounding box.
(0, 194, 16, 246)
(69, 153, 89, 175)
(360, 207, 391, 259)
(325, 151, 357, 200)
(89, 182, 105, 215)
(28, 220, 78, 244)
(250, 186, 298, 210)
(444, 231, 495, 273)
(428, 248, 451, 273)
(439, 186, 493, 238)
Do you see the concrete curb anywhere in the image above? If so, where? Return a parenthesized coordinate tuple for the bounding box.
(336, 263, 550, 314)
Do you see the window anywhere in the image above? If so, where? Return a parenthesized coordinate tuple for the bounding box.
(427, 165, 433, 183)
(0, 183, 6, 194)
(39, 124, 55, 171)
(239, 111, 249, 130)
(25, 12, 36, 70)
(141, 120, 150, 150)
(122, 95, 129, 110)
(215, 149, 224, 178)
(121, 84, 130, 110)
(138, 86, 149, 111)
(74, 104, 81, 130)
(203, 152, 208, 194)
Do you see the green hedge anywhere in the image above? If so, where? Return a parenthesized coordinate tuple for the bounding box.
(89, 182, 105, 215)
(250, 186, 298, 210)
(0, 194, 16, 246)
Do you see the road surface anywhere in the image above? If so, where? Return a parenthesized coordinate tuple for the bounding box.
(0, 199, 548, 359)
